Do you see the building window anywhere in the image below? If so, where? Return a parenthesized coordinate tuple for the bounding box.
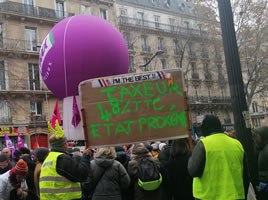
(129, 56, 135, 73)
(100, 8, 108, 20)
(24, 0, 34, 15)
(30, 101, 43, 115)
(0, 100, 11, 123)
(28, 63, 40, 90)
(165, 0, 171, 7)
(143, 57, 150, 71)
(184, 21, 189, 29)
(25, 27, 37, 51)
(0, 23, 3, 47)
(161, 59, 167, 69)
(141, 35, 150, 52)
(188, 42, 195, 56)
(56, 0, 65, 18)
(123, 32, 132, 49)
(0, 61, 6, 90)
(137, 12, 144, 25)
(120, 8, 127, 16)
(173, 39, 181, 55)
(158, 37, 164, 51)
(80, 5, 91, 15)
(154, 15, 160, 28)
(197, 24, 202, 34)
(252, 102, 258, 113)
(253, 118, 261, 127)
(169, 18, 175, 31)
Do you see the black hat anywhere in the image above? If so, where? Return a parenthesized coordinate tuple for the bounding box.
(201, 115, 223, 137)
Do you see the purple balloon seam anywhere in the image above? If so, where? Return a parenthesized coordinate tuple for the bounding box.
(39, 15, 129, 99)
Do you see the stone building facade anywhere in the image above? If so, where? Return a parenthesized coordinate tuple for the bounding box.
(0, 0, 116, 149)
(114, 0, 234, 133)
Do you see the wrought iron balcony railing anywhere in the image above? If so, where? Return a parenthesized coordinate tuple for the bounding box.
(158, 46, 167, 53)
(191, 72, 200, 79)
(0, 117, 12, 123)
(188, 96, 232, 104)
(204, 72, 212, 80)
(0, 1, 74, 20)
(0, 38, 41, 53)
(31, 114, 46, 122)
(142, 45, 151, 52)
(118, 16, 208, 38)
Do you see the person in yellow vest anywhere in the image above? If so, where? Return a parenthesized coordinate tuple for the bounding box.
(39, 120, 91, 200)
(188, 115, 249, 200)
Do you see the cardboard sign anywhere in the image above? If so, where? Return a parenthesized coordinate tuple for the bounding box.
(79, 69, 188, 147)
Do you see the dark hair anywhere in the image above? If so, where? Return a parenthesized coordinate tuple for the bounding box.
(13, 150, 22, 162)
(34, 148, 49, 163)
(0, 154, 9, 162)
(169, 138, 189, 157)
(19, 147, 31, 155)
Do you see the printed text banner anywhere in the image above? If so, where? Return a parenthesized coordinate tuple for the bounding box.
(79, 69, 188, 147)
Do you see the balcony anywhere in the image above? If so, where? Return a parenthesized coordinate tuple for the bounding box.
(118, 16, 208, 39)
(201, 51, 209, 59)
(204, 72, 212, 81)
(142, 45, 151, 52)
(158, 47, 167, 53)
(0, 1, 74, 21)
(0, 38, 41, 56)
(188, 51, 197, 58)
(191, 72, 200, 80)
(174, 48, 181, 56)
(31, 114, 46, 122)
(188, 96, 232, 104)
(0, 116, 12, 124)
(224, 118, 232, 124)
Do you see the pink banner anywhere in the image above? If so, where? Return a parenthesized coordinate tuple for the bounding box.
(17, 133, 25, 149)
(4, 132, 15, 153)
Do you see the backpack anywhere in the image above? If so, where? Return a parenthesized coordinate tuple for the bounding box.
(136, 158, 162, 191)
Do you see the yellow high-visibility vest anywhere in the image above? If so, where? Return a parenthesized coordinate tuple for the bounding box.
(39, 152, 81, 200)
(193, 133, 245, 200)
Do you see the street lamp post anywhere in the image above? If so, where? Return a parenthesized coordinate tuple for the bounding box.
(139, 50, 164, 70)
(217, 0, 258, 186)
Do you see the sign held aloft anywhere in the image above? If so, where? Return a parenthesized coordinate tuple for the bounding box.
(79, 69, 188, 147)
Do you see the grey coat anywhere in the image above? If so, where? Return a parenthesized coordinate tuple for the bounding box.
(86, 156, 130, 200)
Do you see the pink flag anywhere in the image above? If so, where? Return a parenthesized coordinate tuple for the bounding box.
(51, 100, 61, 128)
(72, 96, 81, 127)
(4, 132, 15, 153)
(17, 133, 25, 149)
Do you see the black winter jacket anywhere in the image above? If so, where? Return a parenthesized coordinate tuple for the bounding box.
(55, 151, 90, 182)
(82, 156, 130, 200)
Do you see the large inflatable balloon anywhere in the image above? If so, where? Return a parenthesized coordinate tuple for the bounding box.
(39, 15, 129, 99)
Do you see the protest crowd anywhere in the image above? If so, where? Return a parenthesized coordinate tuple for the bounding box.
(0, 115, 267, 200)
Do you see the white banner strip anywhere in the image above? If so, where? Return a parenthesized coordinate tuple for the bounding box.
(91, 71, 171, 88)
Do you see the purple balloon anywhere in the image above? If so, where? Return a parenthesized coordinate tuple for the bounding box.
(39, 15, 129, 99)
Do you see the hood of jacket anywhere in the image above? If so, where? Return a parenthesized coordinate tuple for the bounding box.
(254, 126, 268, 149)
(94, 156, 114, 168)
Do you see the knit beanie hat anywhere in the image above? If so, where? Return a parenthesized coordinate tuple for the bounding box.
(201, 115, 224, 137)
(10, 159, 28, 176)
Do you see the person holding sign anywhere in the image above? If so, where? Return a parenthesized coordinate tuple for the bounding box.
(39, 120, 91, 200)
(188, 115, 249, 200)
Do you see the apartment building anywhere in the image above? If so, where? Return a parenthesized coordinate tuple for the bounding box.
(114, 0, 234, 133)
(0, 0, 115, 149)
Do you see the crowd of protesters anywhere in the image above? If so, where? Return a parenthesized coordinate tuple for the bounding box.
(0, 115, 267, 200)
